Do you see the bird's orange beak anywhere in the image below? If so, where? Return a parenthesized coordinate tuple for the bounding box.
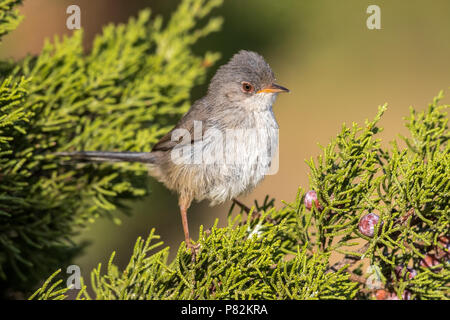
(257, 83, 290, 94)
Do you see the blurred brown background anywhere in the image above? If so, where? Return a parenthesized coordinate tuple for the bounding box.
(1, 0, 449, 281)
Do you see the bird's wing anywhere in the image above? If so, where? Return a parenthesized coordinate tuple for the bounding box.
(151, 100, 209, 152)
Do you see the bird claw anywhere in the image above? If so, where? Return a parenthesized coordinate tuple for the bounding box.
(188, 243, 201, 262)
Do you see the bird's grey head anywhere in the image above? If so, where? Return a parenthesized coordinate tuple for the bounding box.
(208, 50, 289, 109)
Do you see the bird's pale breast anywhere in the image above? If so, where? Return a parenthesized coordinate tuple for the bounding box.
(150, 93, 280, 205)
(198, 95, 279, 204)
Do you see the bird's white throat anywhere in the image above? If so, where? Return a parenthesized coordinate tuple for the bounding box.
(244, 92, 278, 112)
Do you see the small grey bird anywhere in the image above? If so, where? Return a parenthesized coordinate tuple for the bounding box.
(58, 50, 289, 258)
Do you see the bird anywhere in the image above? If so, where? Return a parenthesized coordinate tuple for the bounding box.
(56, 50, 289, 260)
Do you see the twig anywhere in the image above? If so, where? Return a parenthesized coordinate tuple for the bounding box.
(328, 242, 370, 273)
(232, 198, 277, 224)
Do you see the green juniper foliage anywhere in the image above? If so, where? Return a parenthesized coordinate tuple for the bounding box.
(0, 0, 22, 41)
(30, 95, 449, 300)
(0, 0, 223, 297)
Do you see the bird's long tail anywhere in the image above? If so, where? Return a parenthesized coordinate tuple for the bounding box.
(55, 151, 156, 163)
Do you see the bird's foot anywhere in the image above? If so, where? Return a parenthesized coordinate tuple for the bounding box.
(187, 242, 201, 263)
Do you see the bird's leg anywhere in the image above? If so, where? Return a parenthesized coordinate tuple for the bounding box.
(179, 197, 199, 262)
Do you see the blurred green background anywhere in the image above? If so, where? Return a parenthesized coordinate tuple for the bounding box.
(1, 0, 449, 283)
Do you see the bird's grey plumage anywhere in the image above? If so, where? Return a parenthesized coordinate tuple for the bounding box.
(59, 50, 285, 203)
(208, 50, 276, 99)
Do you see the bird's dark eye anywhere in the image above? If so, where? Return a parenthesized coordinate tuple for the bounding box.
(241, 82, 254, 93)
